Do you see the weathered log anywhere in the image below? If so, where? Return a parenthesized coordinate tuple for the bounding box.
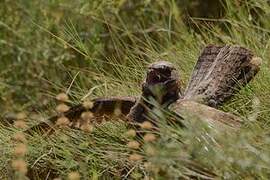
(185, 45, 223, 95)
(171, 100, 242, 129)
(168, 45, 262, 129)
(184, 45, 261, 107)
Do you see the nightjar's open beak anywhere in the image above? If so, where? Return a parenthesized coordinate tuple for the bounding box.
(142, 61, 181, 105)
(146, 61, 177, 85)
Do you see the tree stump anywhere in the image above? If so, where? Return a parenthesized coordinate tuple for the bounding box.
(184, 45, 261, 107)
(170, 45, 261, 129)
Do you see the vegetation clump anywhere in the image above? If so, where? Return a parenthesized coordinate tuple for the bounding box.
(1, 0, 270, 179)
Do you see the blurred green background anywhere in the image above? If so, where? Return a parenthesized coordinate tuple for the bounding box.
(0, 0, 229, 113)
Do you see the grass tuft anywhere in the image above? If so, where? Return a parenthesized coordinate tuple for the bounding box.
(1, 0, 270, 179)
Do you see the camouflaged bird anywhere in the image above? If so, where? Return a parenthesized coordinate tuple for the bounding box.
(28, 45, 261, 133)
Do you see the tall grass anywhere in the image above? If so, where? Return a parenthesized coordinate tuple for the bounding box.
(1, 0, 270, 179)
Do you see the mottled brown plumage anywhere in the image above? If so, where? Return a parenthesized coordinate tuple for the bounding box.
(27, 45, 261, 134)
(27, 61, 181, 133)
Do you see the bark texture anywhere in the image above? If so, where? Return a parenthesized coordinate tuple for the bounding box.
(171, 100, 242, 129)
(170, 45, 261, 128)
(184, 45, 261, 107)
